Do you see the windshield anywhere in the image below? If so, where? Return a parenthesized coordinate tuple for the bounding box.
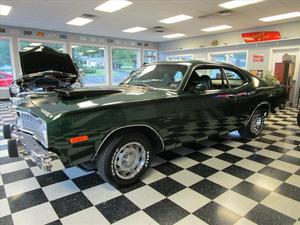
(126, 64, 188, 90)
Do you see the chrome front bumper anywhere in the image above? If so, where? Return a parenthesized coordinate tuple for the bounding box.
(10, 130, 62, 171)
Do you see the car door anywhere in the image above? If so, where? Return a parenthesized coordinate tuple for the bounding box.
(176, 65, 239, 146)
(221, 66, 257, 126)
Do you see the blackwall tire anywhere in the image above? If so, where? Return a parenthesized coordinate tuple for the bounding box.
(239, 109, 265, 138)
(297, 110, 300, 127)
(96, 133, 152, 186)
(3, 124, 11, 139)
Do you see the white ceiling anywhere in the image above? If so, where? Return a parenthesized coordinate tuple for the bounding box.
(0, 0, 300, 42)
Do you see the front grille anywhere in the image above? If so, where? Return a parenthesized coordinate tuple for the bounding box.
(17, 111, 48, 148)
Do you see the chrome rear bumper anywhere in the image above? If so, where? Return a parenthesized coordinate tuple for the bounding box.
(9, 130, 62, 171)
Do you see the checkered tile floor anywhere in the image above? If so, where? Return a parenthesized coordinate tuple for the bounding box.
(0, 101, 300, 225)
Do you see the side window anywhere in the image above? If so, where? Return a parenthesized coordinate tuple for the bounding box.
(224, 68, 247, 88)
(185, 67, 228, 92)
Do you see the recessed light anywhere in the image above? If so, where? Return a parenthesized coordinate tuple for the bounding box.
(95, 0, 132, 13)
(259, 11, 300, 22)
(159, 14, 192, 24)
(201, 25, 232, 32)
(67, 17, 93, 26)
(219, 0, 264, 9)
(122, 26, 147, 33)
(163, 33, 186, 38)
(0, 4, 12, 16)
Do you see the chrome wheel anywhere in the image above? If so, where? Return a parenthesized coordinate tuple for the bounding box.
(113, 142, 146, 180)
(250, 111, 264, 135)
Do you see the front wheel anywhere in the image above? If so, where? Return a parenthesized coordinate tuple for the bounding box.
(239, 109, 265, 138)
(96, 133, 152, 186)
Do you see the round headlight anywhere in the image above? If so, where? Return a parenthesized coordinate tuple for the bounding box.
(9, 83, 20, 95)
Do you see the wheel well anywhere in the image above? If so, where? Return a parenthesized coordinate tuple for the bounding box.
(257, 103, 271, 117)
(93, 126, 164, 159)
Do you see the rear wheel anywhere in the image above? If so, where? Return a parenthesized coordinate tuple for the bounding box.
(297, 110, 300, 127)
(239, 109, 265, 138)
(96, 133, 152, 186)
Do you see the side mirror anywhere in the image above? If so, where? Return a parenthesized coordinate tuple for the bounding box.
(195, 84, 206, 92)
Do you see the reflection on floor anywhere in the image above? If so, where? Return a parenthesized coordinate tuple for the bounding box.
(0, 101, 300, 225)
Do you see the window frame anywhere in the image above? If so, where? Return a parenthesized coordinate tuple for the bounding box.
(111, 46, 141, 86)
(143, 49, 158, 64)
(0, 36, 16, 90)
(70, 42, 109, 86)
(182, 64, 229, 93)
(208, 50, 248, 69)
(221, 66, 249, 90)
(18, 38, 67, 52)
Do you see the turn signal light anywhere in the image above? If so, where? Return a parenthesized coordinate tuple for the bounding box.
(69, 135, 89, 144)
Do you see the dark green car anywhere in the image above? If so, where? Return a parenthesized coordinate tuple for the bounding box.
(4, 60, 288, 186)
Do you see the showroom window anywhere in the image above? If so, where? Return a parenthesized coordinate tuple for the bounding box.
(0, 38, 14, 88)
(112, 47, 140, 85)
(209, 51, 247, 69)
(167, 54, 193, 61)
(71, 44, 107, 86)
(143, 49, 158, 64)
(19, 40, 65, 52)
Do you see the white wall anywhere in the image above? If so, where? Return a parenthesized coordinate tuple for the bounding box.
(0, 25, 159, 99)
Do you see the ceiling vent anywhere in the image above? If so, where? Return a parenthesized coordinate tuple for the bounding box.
(81, 14, 97, 19)
(217, 10, 235, 16)
(198, 10, 235, 19)
(153, 26, 166, 32)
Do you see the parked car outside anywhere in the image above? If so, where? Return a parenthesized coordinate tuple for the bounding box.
(0, 71, 13, 87)
(3, 60, 288, 186)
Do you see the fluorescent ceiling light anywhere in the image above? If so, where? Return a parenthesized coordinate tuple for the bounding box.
(0, 4, 12, 16)
(163, 33, 186, 39)
(219, 0, 264, 9)
(29, 42, 42, 46)
(122, 26, 147, 33)
(259, 11, 300, 22)
(67, 17, 93, 26)
(202, 25, 232, 32)
(159, 14, 192, 24)
(95, 0, 132, 13)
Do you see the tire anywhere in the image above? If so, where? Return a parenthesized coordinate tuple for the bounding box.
(3, 124, 11, 139)
(239, 109, 265, 138)
(8, 139, 18, 157)
(96, 132, 152, 186)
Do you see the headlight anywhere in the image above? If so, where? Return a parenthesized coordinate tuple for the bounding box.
(36, 118, 48, 148)
(9, 83, 20, 95)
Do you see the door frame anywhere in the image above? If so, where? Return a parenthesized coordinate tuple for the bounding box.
(268, 46, 300, 106)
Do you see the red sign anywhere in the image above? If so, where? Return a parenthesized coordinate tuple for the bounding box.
(242, 31, 281, 43)
(253, 54, 264, 62)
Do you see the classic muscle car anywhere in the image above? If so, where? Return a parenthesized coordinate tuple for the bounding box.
(9, 45, 82, 107)
(3, 60, 288, 186)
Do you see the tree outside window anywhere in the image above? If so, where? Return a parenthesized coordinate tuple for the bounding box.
(112, 48, 139, 85)
(72, 45, 107, 86)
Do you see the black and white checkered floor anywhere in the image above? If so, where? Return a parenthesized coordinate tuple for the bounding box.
(0, 101, 300, 225)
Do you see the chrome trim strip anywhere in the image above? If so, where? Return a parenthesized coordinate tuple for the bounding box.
(92, 124, 165, 160)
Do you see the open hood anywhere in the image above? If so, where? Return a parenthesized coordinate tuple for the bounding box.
(19, 45, 78, 76)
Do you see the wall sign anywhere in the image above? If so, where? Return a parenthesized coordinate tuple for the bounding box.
(242, 31, 281, 43)
(253, 54, 264, 62)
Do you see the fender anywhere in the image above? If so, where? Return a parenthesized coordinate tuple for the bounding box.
(92, 124, 165, 160)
